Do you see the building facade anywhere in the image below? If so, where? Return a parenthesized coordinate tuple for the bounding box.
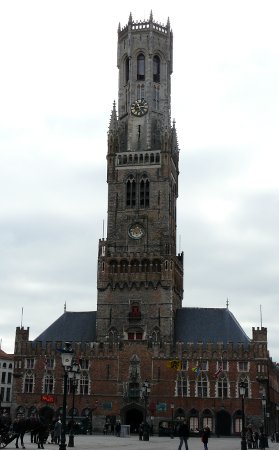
(0, 348, 14, 415)
(12, 13, 279, 436)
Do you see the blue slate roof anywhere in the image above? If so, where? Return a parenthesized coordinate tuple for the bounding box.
(175, 307, 250, 345)
(33, 307, 249, 347)
(34, 311, 96, 344)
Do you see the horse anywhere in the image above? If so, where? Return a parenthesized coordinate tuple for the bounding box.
(12, 416, 49, 449)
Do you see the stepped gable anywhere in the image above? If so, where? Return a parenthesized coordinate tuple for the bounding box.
(175, 307, 250, 345)
(34, 311, 96, 343)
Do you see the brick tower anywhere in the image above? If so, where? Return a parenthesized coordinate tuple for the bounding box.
(96, 12, 183, 344)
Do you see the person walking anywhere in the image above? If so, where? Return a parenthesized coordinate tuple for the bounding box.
(53, 419, 62, 445)
(178, 419, 190, 450)
(201, 426, 210, 450)
(259, 431, 266, 449)
(13, 416, 26, 449)
(139, 422, 144, 440)
(115, 421, 121, 437)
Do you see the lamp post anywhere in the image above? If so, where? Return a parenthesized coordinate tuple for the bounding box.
(170, 404, 174, 439)
(59, 342, 74, 450)
(239, 382, 247, 450)
(68, 362, 81, 448)
(142, 380, 151, 441)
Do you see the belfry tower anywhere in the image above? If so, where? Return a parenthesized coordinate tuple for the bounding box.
(96, 12, 183, 345)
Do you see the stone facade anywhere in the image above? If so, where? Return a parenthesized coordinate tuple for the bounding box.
(11, 13, 279, 437)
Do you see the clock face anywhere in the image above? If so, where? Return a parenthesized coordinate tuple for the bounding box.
(128, 223, 145, 240)
(131, 99, 149, 117)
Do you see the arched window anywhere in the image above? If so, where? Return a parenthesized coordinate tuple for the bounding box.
(151, 328, 160, 342)
(24, 372, 34, 393)
(176, 373, 187, 397)
(140, 175, 149, 208)
(197, 373, 208, 397)
(234, 410, 243, 433)
(43, 374, 54, 394)
(153, 55, 160, 82)
(80, 373, 89, 395)
(125, 56, 129, 84)
(217, 376, 228, 398)
(137, 53, 145, 80)
(126, 175, 136, 208)
(202, 411, 213, 430)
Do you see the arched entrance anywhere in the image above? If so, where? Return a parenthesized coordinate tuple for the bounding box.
(124, 408, 144, 434)
(215, 410, 231, 436)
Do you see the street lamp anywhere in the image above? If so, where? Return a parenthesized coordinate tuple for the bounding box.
(239, 382, 247, 450)
(68, 362, 81, 448)
(59, 342, 74, 450)
(170, 404, 174, 439)
(142, 380, 151, 441)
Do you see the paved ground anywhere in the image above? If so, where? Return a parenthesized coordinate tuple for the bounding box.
(5, 434, 278, 450)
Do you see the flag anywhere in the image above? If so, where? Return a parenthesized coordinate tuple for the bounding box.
(214, 367, 222, 378)
(191, 366, 200, 375)
(166, 360, 182, 370)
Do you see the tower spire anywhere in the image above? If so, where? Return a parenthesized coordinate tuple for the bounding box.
(108, 101, 118, 133)
(171, 119, 179, 154)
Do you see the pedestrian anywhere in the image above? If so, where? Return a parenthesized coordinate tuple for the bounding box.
(13, 415, 26, 449)
(53, 419, 62, 445)
(139, 422, 144, 440)
(115, 421, 121, 437)
(246, 425, 253, 449)
(201, 426, 210, 450)
(258, 432, 266, 450)
(30, 414, 38, 443)
(177, 419, 190, 450)
(253, 429, 259, 448)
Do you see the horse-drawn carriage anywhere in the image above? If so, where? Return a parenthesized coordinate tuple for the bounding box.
(0, 416, 49, 449)
(0, 428, 17, 449)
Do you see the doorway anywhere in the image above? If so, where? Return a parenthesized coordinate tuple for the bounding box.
(215, 410, 231, 436)
(124, 408, 144, 434)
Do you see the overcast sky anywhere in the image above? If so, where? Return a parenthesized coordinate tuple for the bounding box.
(1, 0, 279, 361)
